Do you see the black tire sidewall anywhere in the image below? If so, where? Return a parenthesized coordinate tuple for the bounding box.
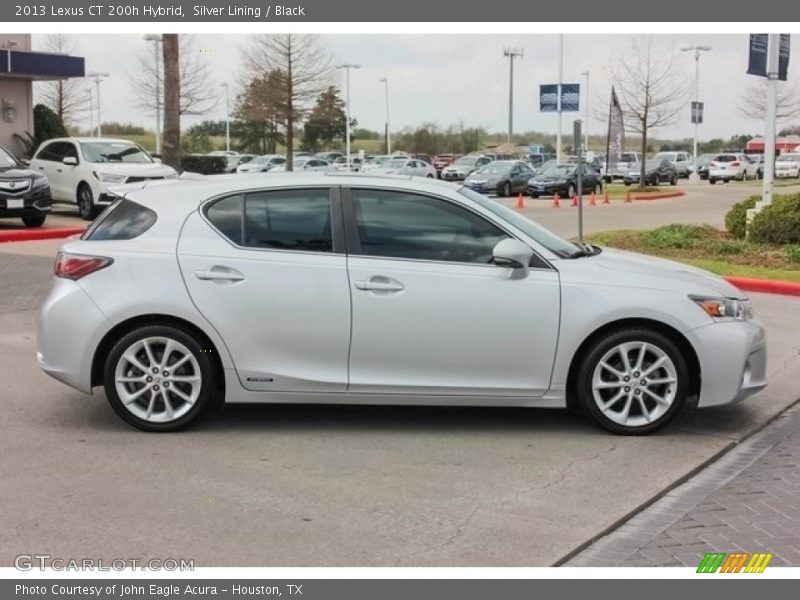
(577, 328, 689, 435)
(77, 184, 95, 220)
(22, 213, 46, 227)
(103, 324, 218, 432)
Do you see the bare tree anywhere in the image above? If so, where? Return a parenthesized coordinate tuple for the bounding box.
(738, 80, 800, 123)
(36, 34, 86, 125)
(129, 35, 217, 118)
(240, 34, 334, 170)
(162, 34, 181, 171)
(610, 37, 690, 186)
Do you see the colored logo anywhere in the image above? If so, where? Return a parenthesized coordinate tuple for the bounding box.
(697, 552, 773, 573)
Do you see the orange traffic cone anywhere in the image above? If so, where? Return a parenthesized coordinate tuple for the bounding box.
(603, 189, 610, 204)
(552, 193, 561, 208)
(625, 189, 633, 203)
(589, 192, 597, 206)
(515, 193, 525, 210)
(571, 194, 579, 207)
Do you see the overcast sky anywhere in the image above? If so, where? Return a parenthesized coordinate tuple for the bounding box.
(31, 33, 799, 142)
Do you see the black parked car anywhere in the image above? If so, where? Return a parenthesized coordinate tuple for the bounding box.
(526, 163, 602, 199)
(464, 160, 534, 196)
(623, 159, 678, 186)
(0, 145, 51, 227)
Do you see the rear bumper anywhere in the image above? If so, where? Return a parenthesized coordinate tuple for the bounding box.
(686, 318, 767, 408)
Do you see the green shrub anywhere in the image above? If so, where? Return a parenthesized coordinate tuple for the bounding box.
(179, 154, 228, 175)
(644, 224, 704, 249)
(785, 244, 800, 264)
(749, 194, 800, 245)
(710, 238, 749, 255)
(725, 195, 759, 239)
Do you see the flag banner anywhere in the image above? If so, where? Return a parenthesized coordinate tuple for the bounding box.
(560, 83, 580, 112)
(540, 84, 559, 112)
(606, 86, 625, 172)
(691, 101, 704, 124)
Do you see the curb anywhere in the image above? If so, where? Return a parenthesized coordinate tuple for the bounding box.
(0, 227, 85, 244)
(633, 190, 686, 201)
(724, 275, 800, 297)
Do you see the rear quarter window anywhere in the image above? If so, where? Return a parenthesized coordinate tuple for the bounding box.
(83, 199, 157, 241)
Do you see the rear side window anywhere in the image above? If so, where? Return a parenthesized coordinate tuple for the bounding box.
(83, 199, 157, 241)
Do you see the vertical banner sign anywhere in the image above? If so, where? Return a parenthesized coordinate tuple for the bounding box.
(691, 101, 704, 124)
(606, 86, 624, 172)
(747, 34, 768, 77)
(539, 84, 558, 112)
(778, 34, 790, 81)
(560, 84, 580, 112)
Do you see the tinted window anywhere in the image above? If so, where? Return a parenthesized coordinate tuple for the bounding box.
(244, 189, 332, 252)
(206, 194, 244, 244)
(351, 189, 509, 264)
(80, 142, 152, 163)
(36, 141, 65, 162)
(84, 199, 157, 241)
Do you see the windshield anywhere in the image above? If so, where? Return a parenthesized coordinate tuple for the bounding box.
(653, 153, 674, 161)
(540, 164, 574, 178)
(778, 154, 800, 162)
(476, 163, 511, 175)
(385, 159, 408, 168)
(459, 188, 578, 258)
(0, 146, 18, 168)
(80, 142, 153, 163)
(620, 153, 638, 162)
(645, 160, 661, 169)
(455, 157, 477, 166)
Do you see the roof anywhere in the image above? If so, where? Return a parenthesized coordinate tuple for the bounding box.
(50, 137, 143, 145)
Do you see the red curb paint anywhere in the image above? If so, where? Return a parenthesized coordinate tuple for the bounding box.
(0, 227, 85, 243)
(724, 276, 800, 297)
(633, 191, 686, 201)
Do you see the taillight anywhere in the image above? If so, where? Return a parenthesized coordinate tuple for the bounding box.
(710, 161, 718, 167)
(731, 161, 741, 166)
(54, 252, 113, 280)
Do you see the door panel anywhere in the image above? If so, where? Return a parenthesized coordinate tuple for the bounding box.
(177, 189, 351, 393)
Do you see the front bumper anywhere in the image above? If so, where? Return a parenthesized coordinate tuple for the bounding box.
(441, 171, 467, 181)
(36, 278, 111, 394)
(686, 318, 767, 408)
(0, 186, 52, 216)
(526, 182, 566, 196)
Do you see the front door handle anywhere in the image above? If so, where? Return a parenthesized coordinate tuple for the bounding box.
(354, 276, 405, 293)
(195, 266, 245, 282)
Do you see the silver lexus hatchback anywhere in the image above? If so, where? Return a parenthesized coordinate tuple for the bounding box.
(37, 174, 767, 434)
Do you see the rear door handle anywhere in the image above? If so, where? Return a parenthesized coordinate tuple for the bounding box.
(195, 267, 245, 282)
(354, 277, 405, 292)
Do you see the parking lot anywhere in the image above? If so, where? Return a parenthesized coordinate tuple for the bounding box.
(1, 182, 799, 566)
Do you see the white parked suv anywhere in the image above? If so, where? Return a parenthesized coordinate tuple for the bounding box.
(30, 137, 177, 220)
(707, 153, 758, 184)
(652, 151, 692, 178)
(775, 153, 800, 178)
(37, 173, 767, 435)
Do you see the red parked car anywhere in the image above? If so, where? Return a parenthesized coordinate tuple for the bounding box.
(432, 154, 456, 177)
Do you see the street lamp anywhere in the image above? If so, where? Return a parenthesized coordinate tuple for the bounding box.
(143, 34, 163, 154)
(581, 70, 590, 152)
(681, 44, 712, 183)
(336, 63, 361, 169)
(503, 47, 524, 144)
(221, 82, 230, 153)
(86, 71, 110, 137)
(379, 77, 391, 155)
(84, 89, 95, 137)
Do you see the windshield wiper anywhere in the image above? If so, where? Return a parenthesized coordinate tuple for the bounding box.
(565, 242, 600, 259)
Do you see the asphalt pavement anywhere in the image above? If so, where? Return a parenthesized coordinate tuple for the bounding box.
(1, 182, 799, 567)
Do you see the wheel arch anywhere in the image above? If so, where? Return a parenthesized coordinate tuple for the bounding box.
(564, 317, 701, 413)
(91, 314, 225, 395)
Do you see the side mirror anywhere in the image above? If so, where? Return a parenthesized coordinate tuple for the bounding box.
(492, 239, 534, 277)
(62, 156, 78, 166)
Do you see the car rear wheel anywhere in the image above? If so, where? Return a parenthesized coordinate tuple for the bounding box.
(501, 182, 512, 197)
(576, 328, 688, 435)
(670, 173, 678, 186)
(567, 184, 576, 198)
(22, 213, 46, 227)
(77, 183, 98, 221)
(709, 179, 717, 185)
(103, 325, 219, 432)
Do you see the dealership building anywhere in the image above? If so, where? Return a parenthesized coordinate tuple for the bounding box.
(0, 34, 85, 155)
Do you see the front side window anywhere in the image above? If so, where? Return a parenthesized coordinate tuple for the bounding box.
(350, 189, 509, 264)
(35, 142, 64, 162)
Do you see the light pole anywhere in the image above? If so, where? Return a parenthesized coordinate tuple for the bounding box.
(143, 34, 163, 154)
(557, 34, 564, 164)
(761, 34, 781, 209)
(581, 70, 590, 152)
(85, 89, 95, 137)
(681, 44, 712, 183)
(503, 47, 524, 144)
(336, 63, 361, 170)
(379, 77, 391, 155)
(221, 82, 230, 153)
(86, 72, 110, 137)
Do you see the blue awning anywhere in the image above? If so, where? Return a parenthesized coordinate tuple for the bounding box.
(0, 49, 85, 80)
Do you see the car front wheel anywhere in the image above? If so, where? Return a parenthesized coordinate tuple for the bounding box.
(103, 325, 219, 432)
(576, 328, 688, 435)
(22, 213, 46, 227)
(77, 183, 98, 221)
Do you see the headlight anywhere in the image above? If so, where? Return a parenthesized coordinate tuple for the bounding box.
(165, 171, 179, 179)
(31, 176, 49, 189)
(689, 295, 754, 321)
(552, 179, 567, 185)
(95, 172, 127, 184)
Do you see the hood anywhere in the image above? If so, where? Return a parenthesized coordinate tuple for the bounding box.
(0, 166, 39, 178)
(558, 247, 745, 298)
(532, 174, 568, 183)
(89, 161, 177, 177)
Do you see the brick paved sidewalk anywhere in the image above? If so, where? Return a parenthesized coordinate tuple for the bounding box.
(564, 401, 800, 567)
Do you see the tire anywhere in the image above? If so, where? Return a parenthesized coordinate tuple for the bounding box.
(576, 327, 689, 435)
(103, 324, 219, 432)
(624, 181, 631, 187)
(77, 183, 98, 221)
(500, 182, 512, 197)
(670, 174, 678, 186)
(531, 193, 540, 199)
(22, 213, 46, 227)
(709, 179, 717, 185)
(426, 174, 434, 178)
(567, 184, 576, 199)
